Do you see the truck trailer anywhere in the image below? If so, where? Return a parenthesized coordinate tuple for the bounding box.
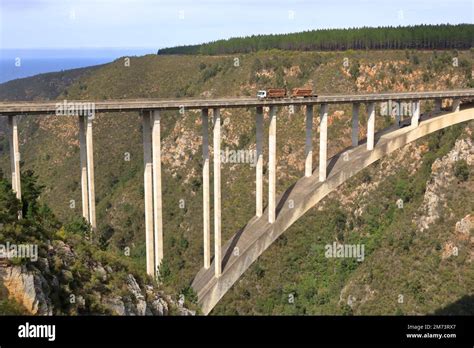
(257, 87, 316, 99)
(257, 88, 287, 99)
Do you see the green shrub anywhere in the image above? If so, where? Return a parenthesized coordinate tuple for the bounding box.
(454, 160, 469, 181)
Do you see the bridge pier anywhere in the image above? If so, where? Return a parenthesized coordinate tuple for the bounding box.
(394, 101, 401, 128)
(367, 102, 375, 150)
(78, 116, 89, 221)
(8, 115, 21, 203)
(85, 116, 97, 230)
(268, 106, 277, 223)
(78, 115, 97, 231)
(305, 105, 313, 177)
(213, 108, 222, 277)
(152, 110, 164, 274)
(452, 99, 461, 112)
(319, 104, 328, 182)
(142, 111, 155, 277)
(434, 99, 442, 114)
(411, 100, 420, 127)
(351, 103, 359, 147)
(256, 107, 263, 217)
(202, 109, 211, 269)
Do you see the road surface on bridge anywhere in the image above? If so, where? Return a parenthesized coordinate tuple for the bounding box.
(0, 89, 473, 115)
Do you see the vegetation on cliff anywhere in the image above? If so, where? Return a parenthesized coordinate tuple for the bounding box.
(0, 170, 196, 315)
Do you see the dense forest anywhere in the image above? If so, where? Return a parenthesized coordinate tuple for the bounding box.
(158, 24, 474, 55)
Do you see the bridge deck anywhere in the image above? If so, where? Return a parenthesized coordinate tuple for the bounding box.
(192, 107, 474, 314)
(0, 90, 473, 115)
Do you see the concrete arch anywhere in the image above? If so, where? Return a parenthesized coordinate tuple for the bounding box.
(192, 108, 474, 315)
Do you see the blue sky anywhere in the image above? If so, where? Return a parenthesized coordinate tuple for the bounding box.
(0, 0, 473, 50)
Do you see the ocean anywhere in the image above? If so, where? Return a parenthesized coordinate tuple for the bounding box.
(0, 48, 156, 84)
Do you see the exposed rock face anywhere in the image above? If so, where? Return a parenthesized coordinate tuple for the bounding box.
(0, 265, 53, 315)
(455, 214, 473, 239)
(101, 275, 195, 316)
(451, 214, 474, 263)
(102, 297, 126, 316)
(0, 262, 196, 316)
(124, 274, 148, 315)
(0, 241, 196, 316)
(416, 137, 474, 231)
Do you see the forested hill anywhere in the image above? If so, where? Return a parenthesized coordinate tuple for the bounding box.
(158, 24, 474, 55)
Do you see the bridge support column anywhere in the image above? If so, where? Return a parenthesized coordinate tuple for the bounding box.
(434, 99, 442, 114)
(8, 115, 21, 203)
(367, 103, 375, 150)
(351, 103, 359, 147)
(268, 106, 277, 223)
(319, 104, 328, 182)
(213, 108, 222, 277)
(411, 100, 420, 128)
(256, 107, 263, 217)
(395, 101, 401, 128)
(305, 105, 313, 177)
(78, 116, 89, 221)
(452, 99, 461, 112)
(85, 115, 96, 230)
(202, 109, 211, 269)
(152, 110, 164, 275)
(142, 111, 155, 277)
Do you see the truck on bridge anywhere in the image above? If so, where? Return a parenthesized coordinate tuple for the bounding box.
(257, 87, 317, 99)
(291, 87, 316, 98)
(257, 88, 286, 99)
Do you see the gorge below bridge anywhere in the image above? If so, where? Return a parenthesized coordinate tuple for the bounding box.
(1, 89, 473, 314)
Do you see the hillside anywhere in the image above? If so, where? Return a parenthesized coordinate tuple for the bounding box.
(0, 65, 102, 137)
(0, 48, 473, 315)
(0, 170, 196, 315)
(214, 123, 474, 315)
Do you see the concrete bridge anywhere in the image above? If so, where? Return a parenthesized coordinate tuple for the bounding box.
(1, 90, 473, 314)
